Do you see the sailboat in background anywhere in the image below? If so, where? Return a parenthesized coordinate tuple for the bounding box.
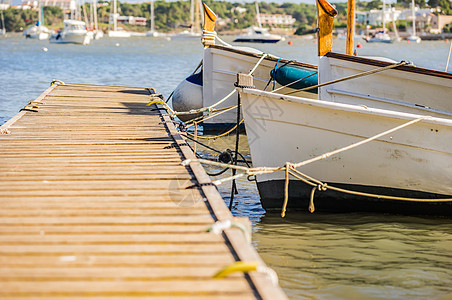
(108, 0, 131, 37)
(23, 0, 51, 40)
(233, 2, 281, 43)
(406, 0, 421, 43)
(171, 0, 202, 40)
(146, 1, 164, 37)
(363, 0, 393, 43)
(91, 0, 103, 39)
(0, 8, 6, 36)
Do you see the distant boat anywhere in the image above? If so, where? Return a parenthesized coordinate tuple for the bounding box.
(234, 26, 282, 43)
(49, 20, 91, 45)
(108, 0, 131, 37)
(23, 1, 50, 40)
(233, 2, 281, 43)
(406, 0, 421, 43)
(363, 0, 393, 43)
(363, 30, 393, 43)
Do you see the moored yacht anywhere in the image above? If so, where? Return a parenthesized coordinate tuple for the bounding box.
(49, 20, 91, 45)
(233, 26, 282, 43)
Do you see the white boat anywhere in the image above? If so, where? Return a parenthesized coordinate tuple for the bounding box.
(172, 4, 317, 131)
(236, 0, 452, 215)
(363, 30, 393, 43)
(49, 20, 91, 45)
(23, 1, 50, 40)
(239, 88, 452, 215)
(318, 53, 452, 118)
(406, 0, 421, 43)
(233, 3, 281, 44)
(234, 26, 282, 44)
(108, 0, 131, 37)
(363, 0, 393, 43)
(108, 28, 131, 38)
(23, 23, 51, 40)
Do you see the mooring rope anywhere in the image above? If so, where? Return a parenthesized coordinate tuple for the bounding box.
(202, 29, 233, 48)
(186, 119, 244, 140)
(182, 115, 451, 217)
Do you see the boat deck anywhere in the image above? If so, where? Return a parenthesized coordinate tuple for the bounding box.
(0, 83, 286, 299)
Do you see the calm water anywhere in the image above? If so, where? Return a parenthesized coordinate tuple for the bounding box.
(1, 33, 451, 299)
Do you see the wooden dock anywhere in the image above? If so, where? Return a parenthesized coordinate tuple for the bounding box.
(0, 83, 287, 299)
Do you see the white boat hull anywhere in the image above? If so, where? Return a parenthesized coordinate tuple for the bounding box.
(50, 32, 91, 45)
(319, 54, 452, 118)
(240, 88, 452, 215)
(23, 25, 51, 40)
(49, 20, 91, 45)
(108, 30, 131, 38)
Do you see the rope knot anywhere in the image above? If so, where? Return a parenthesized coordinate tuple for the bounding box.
(318, 183, 328, 191)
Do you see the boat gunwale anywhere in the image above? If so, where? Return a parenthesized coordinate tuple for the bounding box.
(209, 44, 318, 70)
(240, 87, 452, 126)
(326, 52, 452, 80)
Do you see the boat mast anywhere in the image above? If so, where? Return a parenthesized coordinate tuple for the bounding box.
(255, 1, 262, 28)
(93, 0, 98, 31)
(382, 0, 386, 33)
(346, 0, 355, 54)
(38, 0, 42, 32)
(1, 4, 5, 35)
(411, 0, 416, 36)
(316, 0, 338, 56)
(189, 0, 194, 33)
(194, 0, 200, 34)
(113, 0, 117, 31)
(83, 2, 89, 27)
(89, 0, 94, 30)
(150, 0, 154, 33)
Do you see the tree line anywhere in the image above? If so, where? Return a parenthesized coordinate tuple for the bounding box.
(1, 0, 451, 34)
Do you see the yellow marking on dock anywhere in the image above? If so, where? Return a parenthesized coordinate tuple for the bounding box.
(0, 83, 287, 299)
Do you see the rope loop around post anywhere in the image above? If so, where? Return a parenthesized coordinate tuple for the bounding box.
(50, 80, 65, 86)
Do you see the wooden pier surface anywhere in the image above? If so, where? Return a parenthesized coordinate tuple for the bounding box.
(0, 83, 287, 299)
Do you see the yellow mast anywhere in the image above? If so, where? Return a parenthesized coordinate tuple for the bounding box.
(346, 0, 355, 55)
(316, 0, 337, 57)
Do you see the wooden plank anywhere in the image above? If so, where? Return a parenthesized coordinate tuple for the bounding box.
(0, 83, 287, 299)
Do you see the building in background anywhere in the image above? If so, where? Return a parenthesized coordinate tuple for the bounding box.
(260, 13, 295, 27)
(117, 15, 146, 26)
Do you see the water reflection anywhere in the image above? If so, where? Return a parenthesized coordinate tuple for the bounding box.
(255, 213, 452, 299)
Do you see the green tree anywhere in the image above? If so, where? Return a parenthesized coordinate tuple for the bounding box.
(428, 0, 452, 14)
